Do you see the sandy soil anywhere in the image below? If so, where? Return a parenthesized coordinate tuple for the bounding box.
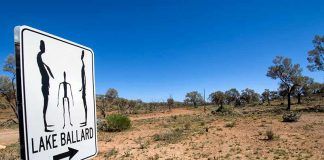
(1, 107, 324, 160)
(94, 110, 324, 160)
(129, 108, 198, 121)
(0, 129, 19, 146)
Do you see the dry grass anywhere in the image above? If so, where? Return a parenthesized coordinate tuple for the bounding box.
(1, 97, 324, 159)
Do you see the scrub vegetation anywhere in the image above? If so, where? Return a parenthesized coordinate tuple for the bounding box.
(0, 35, 323, 159)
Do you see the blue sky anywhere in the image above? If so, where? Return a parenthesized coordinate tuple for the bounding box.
(0, 0, 323, 102)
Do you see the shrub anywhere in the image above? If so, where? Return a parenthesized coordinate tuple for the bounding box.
(0, 143, 19, 160)
(224, 121, 235, 128)
(104, 148, 118, 158)
(0, 119, 18, 129)
(153, 128, 183, 143)
(97, 118, 108, 131)
(282, 112, 301, 122)
(104, 114, 131, 132)
(266, 129, 274, 140)
(211, 105, 235, 115)
(184, 122, 191, 130)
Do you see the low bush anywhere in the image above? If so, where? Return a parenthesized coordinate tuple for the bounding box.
(104, 148, 118, 158)
(0, 119, 18, 129)
(211, 105, 235, 115)
(153, 128, 184, 143)
(0, 143, 19, 160)
(224, 121, 235, 128)
(282, 112, 301, 122)
(265, 129, 274, 140)
(100, 114, 131, 132)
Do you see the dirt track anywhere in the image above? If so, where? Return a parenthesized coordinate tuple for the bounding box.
(0, 108, 198, 148)
(129, 108, 198, 121)
(0, 129, 19, 146)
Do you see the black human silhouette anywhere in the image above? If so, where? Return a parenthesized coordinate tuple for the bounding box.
(57, 72, 74, 129)
(79, 51, 88, 127)
(37, 40, 55, 132)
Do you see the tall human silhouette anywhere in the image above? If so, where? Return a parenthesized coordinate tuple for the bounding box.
(37, 40, 55, 132)
(57, 72, 74, 129)
(79, 50, 88, 127)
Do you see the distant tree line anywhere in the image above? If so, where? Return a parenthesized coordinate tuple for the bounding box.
(188, 35, 323, 111)
(0, 35, 323, 120)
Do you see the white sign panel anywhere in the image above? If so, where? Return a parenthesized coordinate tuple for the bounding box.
(15, 26, 97, 160)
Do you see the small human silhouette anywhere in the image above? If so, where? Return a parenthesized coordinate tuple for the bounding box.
(57, 72, 74, 129)
(79, 51, 88, 127)
(37, 40, 55, 132)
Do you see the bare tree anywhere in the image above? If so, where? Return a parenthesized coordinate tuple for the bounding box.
(267, 56, 302, 110)
(307, 35, 323, 72)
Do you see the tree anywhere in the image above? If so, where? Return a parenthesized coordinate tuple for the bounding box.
(97, 95, 107, 118)
(278, 84, 288, 101)
(106, 88, 118, 113)
(106, 88, 118, 103)
(308, 82, 322, 94)
(270, 91, 279, 101)
(116, 98, 128, 113)
(1, 54, 18, 120)
(184, 91, 203, 107)
(209, 91, 225, 110)
(224, 88, 240, 105)
(261, 89, 271, 106)
(240, 88, 260, 105)
(127, 100, 137, 114)
(293, 76, 314, 104)
(267, 56, 302, 110)
(0, 76, 18, 120)
(147, 102, 157, 112)
(307, 35, 323, 72)
(167, 97, 174, 110)
(97, 88, 119, 118)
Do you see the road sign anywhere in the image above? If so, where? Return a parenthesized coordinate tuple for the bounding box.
(14, 26, 97, 160)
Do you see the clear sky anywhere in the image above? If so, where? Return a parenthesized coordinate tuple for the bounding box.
(0, 0, 323, 102)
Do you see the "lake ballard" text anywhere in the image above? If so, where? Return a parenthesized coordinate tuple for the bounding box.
(31, 127, 94, 153)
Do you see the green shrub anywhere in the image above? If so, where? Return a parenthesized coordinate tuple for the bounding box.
(105, 114, 131, 132)
(211, 105, 235, 116)
(282, 112, 301, 122)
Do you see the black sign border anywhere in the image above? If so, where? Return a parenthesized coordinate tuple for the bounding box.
(16, 27, 97, 160)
